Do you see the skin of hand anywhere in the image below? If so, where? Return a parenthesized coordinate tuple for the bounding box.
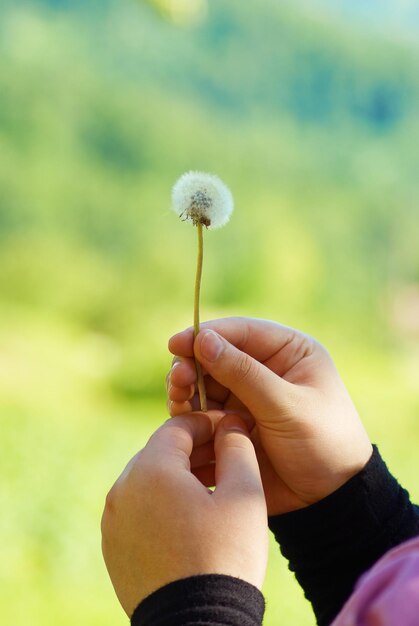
(101, 411, 268, 617)
(167, 317, 373, 516)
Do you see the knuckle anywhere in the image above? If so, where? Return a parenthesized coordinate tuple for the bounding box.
(234, 353, 256, 384)
(293, 331, 315, 360)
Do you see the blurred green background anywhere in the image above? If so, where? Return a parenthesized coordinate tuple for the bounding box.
(0, 0, 418, 623)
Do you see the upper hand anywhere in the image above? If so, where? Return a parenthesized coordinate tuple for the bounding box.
(167, 317, 373, 515)
(101, 411, 268, 616)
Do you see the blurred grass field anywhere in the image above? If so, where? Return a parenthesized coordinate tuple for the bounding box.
(0, 1, 419, 624)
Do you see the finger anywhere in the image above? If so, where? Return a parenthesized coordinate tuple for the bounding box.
(143, 411, 225, 469)
(168, 370, 230, 407)
(168, 391, 229, 416)
(169, 397, 223, 417)
(167, 357, 231, 405)
(194, 330, 293, 421)
(169, 358, 197, 388)
(168, 400, 194, 416)
(169, 317, 298, 363)
(190, 421, 256, 471)
(168, 383, 195, 403)
(213, 414, 264, 498)
(168, 353, 244, 408)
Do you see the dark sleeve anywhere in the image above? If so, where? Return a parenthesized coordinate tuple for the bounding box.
(268, 446, 419, 626)
(130, 574, 265, 626)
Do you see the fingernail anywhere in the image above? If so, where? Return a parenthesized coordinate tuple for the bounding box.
(200, 330, 225, 362)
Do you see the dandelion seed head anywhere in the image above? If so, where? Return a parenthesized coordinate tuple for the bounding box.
(172, 171, 234, 229)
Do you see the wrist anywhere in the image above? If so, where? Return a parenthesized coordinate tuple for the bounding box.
(305, 440, 374, 506)
(268, 445, 419, 626)
(131, 574, 265, 626)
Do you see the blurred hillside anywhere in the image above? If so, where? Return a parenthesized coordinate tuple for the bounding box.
(0, 1, 418, 347)
(303, 0, 419, 40)
(0, 2, 418, 625)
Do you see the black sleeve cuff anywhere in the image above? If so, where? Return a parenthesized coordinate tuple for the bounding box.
(131, 574, 265, 626)
(268, 445, 419, 626)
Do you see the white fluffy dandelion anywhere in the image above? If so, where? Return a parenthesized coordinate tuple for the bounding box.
(171, 171, 234, 411)
(172, 171, 234, 229)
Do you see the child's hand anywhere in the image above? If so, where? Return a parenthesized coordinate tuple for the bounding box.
(101, 411, 268, 617)
(168, 317, 372, 515)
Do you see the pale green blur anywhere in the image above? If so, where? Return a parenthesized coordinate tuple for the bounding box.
(0, 1, 418, 624)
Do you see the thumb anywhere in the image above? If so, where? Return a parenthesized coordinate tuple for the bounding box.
(213, 414, 264, 498)
(195, 329, 293, 421)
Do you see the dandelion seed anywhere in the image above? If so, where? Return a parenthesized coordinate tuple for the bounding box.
(172, 171, 234, 229)
(171, 171, 234, 411)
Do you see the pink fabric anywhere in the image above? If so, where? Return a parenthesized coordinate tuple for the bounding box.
(333, 537, 419, 626)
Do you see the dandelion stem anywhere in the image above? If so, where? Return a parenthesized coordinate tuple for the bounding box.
(194, 222, 207, 411)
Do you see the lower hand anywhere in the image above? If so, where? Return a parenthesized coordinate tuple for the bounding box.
(168, 317, 373, 515)
(101, 411, 268, 616)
